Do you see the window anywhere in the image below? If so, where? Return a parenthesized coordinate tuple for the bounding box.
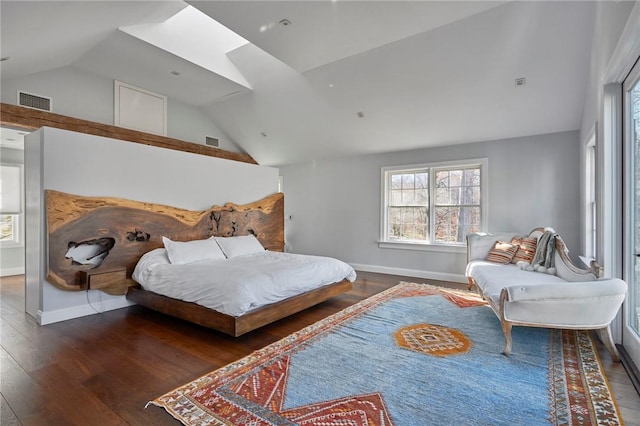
(381, 159, 487, 248)
(584, 138, 597, 259)
(0, 164, 23, 246)
(387, 169, 429, 241)
(0, 214, 19, 243)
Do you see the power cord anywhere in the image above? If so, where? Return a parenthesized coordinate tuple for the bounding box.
(85, 288, 105, 314)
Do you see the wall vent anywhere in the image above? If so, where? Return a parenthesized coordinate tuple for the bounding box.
(205, 136, 219, 147)
(18, 91, 52, 111)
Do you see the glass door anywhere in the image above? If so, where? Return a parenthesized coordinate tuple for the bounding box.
(623, 58, 640, 364)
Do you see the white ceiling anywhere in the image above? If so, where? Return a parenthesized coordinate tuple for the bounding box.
(189, 1, 507, 73)
(0, 1, 597, 166)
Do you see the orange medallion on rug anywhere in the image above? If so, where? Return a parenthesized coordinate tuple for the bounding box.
(394, 323, 472, 357)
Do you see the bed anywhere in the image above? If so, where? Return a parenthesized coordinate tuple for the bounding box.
(129, 241, 356, 336)
(45, 190, 355, 336)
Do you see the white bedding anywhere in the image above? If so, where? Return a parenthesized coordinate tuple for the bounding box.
(132, 249, 357, 317)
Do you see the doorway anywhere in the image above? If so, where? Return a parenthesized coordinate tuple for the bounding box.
(0, 126, 27, 277)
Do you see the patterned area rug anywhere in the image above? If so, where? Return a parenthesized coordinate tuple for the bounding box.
(149, 283, 623, 425)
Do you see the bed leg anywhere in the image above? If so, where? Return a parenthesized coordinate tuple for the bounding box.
(596, 326, 621, 363)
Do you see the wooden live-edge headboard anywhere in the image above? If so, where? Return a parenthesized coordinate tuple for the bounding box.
(46, 190, 284, 295)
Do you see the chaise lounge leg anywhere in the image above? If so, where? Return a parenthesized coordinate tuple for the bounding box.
(498, 289, 513, 355)
(467, 277, 476, 291)
(596, 326, 621, 362)
(501, 320, 513, 356)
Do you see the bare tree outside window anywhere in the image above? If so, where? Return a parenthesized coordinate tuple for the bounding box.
(0, 163, 22, 245)
(434, 167, 481, 243)
(388, 171, 428, 241)
(382, 160, 484, 245)
(0, 215, 15, 241)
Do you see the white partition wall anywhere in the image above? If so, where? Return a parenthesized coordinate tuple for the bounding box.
(24, 127, 278, 324)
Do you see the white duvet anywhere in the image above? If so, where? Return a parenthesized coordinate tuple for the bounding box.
(132, 249, 357, 317)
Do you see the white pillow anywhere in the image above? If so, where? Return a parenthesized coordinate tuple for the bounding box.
(162, 236, 226, 265)
(215, 235, 265, 258)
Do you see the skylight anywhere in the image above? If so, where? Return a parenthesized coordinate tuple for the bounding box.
(120, 5, 251, 88)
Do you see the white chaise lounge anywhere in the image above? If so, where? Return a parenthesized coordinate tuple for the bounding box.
(466, 228, 627, 361)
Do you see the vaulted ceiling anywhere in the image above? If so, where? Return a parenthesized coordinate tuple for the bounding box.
(0, 1, 596, 166)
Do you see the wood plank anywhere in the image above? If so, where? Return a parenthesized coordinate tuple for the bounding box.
(82, 371, 184, 426)
(0, 103, 257, 165)
(29, 363, 129, 426)
(0, 321, 56, 373)
(108, 306, 250, 365)
(45, 190, 284, 294)
(0, 347, 66, 425)
(56, 314, 203, 384)
(0, 393, 20, 426)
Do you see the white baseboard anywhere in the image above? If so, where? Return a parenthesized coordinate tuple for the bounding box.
(37, 297, 136, 325)
(0, 267, 25, 277)
(350, 263, 467, 284)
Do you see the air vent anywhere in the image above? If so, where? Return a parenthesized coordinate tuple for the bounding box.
(18, 91, 52, 111)
(205, 136, 219, 147)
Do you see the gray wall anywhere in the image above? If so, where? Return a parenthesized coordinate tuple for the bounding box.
(0, 147, 25, 275)
(280, 131, 581, 281)
(1, 66, 242, 153)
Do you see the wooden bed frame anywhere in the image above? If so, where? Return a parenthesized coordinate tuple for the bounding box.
(46, 190, 353, 336)
(127, 280, 352, 336)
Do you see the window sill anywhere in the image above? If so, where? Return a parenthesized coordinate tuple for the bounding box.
(378, 241, 467, 254)
(0, 241, 24, 248)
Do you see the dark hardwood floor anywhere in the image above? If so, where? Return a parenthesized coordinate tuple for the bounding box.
(1, 272, 639, 425)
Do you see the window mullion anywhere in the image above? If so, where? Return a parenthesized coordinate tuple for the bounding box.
(428, 167, 435, 244)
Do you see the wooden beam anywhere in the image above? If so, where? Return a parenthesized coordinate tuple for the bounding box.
(0, 103, 257, 165)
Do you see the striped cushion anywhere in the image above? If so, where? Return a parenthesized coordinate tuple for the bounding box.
(511, 236, 537, 263)
(485, 241, 519, 264)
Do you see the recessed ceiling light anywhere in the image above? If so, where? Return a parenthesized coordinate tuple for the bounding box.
(0, 57, 9, 62)
(279, 19, 291, 26)
(515, 77, 526, 86)
(357, 112, 365, 118)
(261, 132, 267, 137)
(260, 23, 276, 32)
(171, 70, 181, 76)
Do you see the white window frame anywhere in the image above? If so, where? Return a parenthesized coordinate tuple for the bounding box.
(379, 158, 488, 253)
(583, 131, 597, 260)
(0, 163, 24, 248)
